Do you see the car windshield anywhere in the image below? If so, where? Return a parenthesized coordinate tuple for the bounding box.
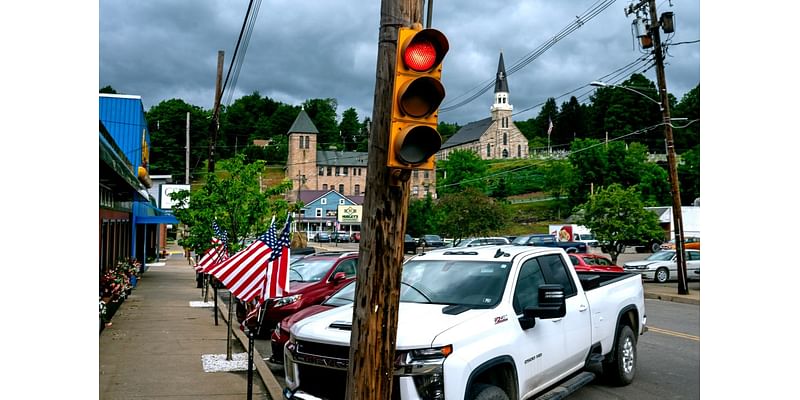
(424, 235, 442, 241)
(400, 259, 512, 308)
(405, 234, 413, 241)
(647, 251, 675, 261)
(289, 258, 336, 282)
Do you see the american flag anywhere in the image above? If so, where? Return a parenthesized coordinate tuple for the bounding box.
(547, 117, 554, 136)
(205, 215, 293, 303)
(195, 221, 229, 272)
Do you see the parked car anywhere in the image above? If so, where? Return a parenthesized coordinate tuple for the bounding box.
(404, 234, 418, 254)
(568, 253, 624, 273)
(623, 249, 700, 283)
(512, 233, 588, 253)
(350, 232, 361, 243)
(247, 251, 359, 338)
(289, 247, 315, 264)
(417, 234, 445, 248)
(452, 236, 511, 247)
(313, 231, 331, 242)
(332, 231, 351, 243)
(660, 236, 700, 250)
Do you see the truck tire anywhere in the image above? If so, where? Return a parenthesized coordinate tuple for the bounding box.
(655, 267, 669, 283)
(650, 242, 661, 253)
(602, 325, 637, 386)
(469, 384, 509, 400)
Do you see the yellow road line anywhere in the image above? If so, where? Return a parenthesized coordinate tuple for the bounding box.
(647, 326, 699, 341)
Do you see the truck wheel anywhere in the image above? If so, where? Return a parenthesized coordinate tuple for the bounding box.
(655, 268, 669, 283)
(469, 384, 509, 400)
(602, 325, 637, 386)
(650, 242, 661, 253)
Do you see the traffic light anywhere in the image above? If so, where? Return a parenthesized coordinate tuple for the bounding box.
(387, 26, 448, 170)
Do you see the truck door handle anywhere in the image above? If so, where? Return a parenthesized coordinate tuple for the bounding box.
(578, 304, 588, 312)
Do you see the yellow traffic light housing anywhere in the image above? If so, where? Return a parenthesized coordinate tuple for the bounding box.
(388, 27, 448, 170)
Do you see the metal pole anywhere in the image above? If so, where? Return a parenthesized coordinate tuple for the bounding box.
(213, 284, 219, 325)
(226, 294, 234, 360)
(186, 112, 190, 184)
(648, 0, 689, 294)
(426, 0, 433, 28)
(247, 330, 255, 400)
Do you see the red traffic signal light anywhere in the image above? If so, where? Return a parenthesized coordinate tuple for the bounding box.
(388, 27, 448, 170)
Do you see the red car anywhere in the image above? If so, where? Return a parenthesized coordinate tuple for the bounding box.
(270, 281, 357, 363)
(246, 251, 358, 338)
(568, 253, 624, 273)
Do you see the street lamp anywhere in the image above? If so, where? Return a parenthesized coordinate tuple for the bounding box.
(591, 79, 690, 294)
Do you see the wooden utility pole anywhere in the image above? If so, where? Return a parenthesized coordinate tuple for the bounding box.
(209, 50, 224, 175)
(345, 1, 422, 399)
(646, 0, 689, 294)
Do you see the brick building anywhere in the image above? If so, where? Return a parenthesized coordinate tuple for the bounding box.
(437, 52, 529, 161)
(285, 109, 437, 203)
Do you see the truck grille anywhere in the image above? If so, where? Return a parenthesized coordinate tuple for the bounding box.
(296, 340, 351, 359)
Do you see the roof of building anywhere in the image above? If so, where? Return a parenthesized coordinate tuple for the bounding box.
(299, 190, 364, 206)
(494, 51, 509, 93)
(317, 150, 369, 167)
(441, 117, 493, 149)
(287, 109, 319, 134)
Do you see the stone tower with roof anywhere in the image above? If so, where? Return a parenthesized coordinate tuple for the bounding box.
(437, 52, 528, 161)
(286, 109, 319, 202)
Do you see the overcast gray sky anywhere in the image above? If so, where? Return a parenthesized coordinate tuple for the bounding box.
(99, 0, 699, 126)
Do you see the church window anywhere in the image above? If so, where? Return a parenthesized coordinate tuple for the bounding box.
(503, 132, 508, 145)
(518, 144, 522, 158)
(502, 149, 509, 158)
(486, 144, 491, 157)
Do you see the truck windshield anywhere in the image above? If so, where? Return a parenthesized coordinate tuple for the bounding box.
(401, 260, 512, 308)
(289, 259, 337, 282)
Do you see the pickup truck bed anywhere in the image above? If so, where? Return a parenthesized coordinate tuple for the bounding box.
(577, 271, 639, 291)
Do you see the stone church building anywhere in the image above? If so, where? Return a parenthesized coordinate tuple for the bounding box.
(437, 52, 529, 161)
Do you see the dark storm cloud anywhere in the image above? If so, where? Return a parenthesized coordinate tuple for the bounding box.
(100, 0, 699, 125)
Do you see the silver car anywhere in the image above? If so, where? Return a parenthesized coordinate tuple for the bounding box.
(623, 249, 700, 283)
(452, 237, 511, 248)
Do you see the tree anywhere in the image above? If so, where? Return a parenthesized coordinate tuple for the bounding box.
(678, 145, 700, 205)
(170, 154, 294, 254)
(303, 98, 339, 150)
(100, 85, 118, 94)
(567, 139, 607, 208)
(406, 194, 440, 237)
(339, 107, 361, 151)
(437, 121, 461, 144)
(672, 84, 700, 152)
(436, 149, 488, 196)
(542, 160, 576, 219)
(554, 96, 588, 146)
(575, 184, 664, 264)
(146, 99, 212, 183)
(437, 188, 510, 243)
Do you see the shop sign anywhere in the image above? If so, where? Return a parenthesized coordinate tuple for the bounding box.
(338, 205, 362, 223)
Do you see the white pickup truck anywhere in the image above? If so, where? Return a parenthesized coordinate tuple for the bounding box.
(282, 245, 646, 400)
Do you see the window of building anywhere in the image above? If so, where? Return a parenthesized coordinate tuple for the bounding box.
(319, 166, 325, 176)
(335, 166, 340, 176)
(342, 167, 348, 176)
(354, 184, 360, 195)
(322, 184, 328, 191)
(305, 136, 311, 149)
(424, 171, 429, 179)
(413, 170, 419, 179)
(486, 144, 491, 157)
(338, 184, 345, 193)
(339, 199, 345, 205)
(321, 198, 327, 205)
(315, 208, 322, 217)
(503, 131, 508, 145)
(412, 186, 419, 196)
(502, 149, 509, 158)
(424, 185, 430, 196)
(327, 166, 332, 176)
(518, 144, 522, 158)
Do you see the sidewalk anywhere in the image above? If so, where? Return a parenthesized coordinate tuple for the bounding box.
(99, 243, 278, 400)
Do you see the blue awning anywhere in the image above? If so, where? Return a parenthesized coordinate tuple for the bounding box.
(136, 215, 179, 224)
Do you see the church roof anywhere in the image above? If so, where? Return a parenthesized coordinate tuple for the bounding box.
(287, 109, 319, 134)
(494, 52, 509, 93)
(316, 150, 369, 167)
(441, 117, 493, 149)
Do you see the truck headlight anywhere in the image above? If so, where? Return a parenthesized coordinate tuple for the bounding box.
(272, 295, 301, 307)
(412, 373, 445, 400)
(396, 345, 453, 366)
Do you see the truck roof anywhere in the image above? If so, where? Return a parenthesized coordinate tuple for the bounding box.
(411, 244, 562, 262)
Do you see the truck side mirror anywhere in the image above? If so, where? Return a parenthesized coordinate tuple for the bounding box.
(523, 284, 567, 320)
(332, 272, 346, 282)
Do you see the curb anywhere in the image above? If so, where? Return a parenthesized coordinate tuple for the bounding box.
(217, 298, 285, 400)
(644, 292, 700, 306)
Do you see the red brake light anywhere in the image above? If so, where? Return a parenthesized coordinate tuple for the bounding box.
(404, 41, 437, 71)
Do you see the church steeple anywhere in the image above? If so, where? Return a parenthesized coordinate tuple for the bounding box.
(494, 51, 509, 93)
(491, 51, 512, 114)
